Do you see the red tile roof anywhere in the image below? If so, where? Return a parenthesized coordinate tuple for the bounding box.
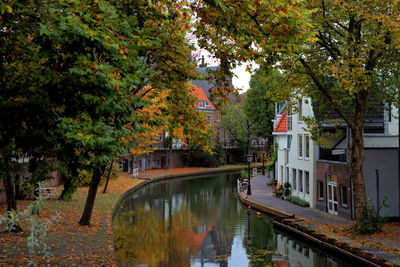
(191, 86, 215, 110)
(274, 112, 287, 132)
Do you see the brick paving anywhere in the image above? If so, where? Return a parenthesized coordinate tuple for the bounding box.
(245, 174, 400, 266)
(249, 174, 351, 225)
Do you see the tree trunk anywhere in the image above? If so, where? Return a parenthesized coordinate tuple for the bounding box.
(4, 172, 16, 211)
(60, 163, 78, 201)
(103, 160, 114, 194)
(60, 174, 72, 200)
(350, 96, 368, 219)
(79, 165, 105, 225)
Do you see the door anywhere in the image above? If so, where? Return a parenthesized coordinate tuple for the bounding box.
(161, 156, 166, 169)
(327, 174, 338, 215)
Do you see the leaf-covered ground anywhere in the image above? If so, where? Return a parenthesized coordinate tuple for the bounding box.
(298, 217, 400, 265)
(0, 166, 245, 266)
(0, 173, 144, 266)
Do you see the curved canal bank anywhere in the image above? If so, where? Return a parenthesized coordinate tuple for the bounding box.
(112, 172, 360, 266)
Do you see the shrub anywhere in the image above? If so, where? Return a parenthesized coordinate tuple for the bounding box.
(240, 169, 249, 179)
(354, 197, 389, 234)
(188, 150, 220, 167)
(286, 195, 310, 207)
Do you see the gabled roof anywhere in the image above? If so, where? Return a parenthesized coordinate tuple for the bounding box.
(190, 66, 219, 98)
(190, 66, 233, 99)
(191, 86, 215, 110)
(274, 112, 287, 133)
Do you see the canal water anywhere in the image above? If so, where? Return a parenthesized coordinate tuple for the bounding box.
(113, 173, 352, 267)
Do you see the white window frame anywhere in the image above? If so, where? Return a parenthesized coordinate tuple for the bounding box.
(292, 168, 297, 191)
(299, 170, 303, 192)
(298, 99, 302, 121)
(199, 100, 207, 109)
(305, 135, 310, 159)
(305, 171, 310, 195)
(298, 134, 303, 158)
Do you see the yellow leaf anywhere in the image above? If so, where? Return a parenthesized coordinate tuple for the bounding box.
(6, 5, 12, 13)
(77, 132, 84, 137)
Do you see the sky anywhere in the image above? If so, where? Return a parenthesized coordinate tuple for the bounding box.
(232, 63, 252, 93)
(199, 52, 253, 93)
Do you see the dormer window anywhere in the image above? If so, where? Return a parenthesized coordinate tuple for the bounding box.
(199, 100, 207, 109)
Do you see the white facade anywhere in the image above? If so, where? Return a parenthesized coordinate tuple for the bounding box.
(273, 98, 317, 208)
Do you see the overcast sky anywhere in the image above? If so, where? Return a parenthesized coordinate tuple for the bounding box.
(232, 63, 252, 93)
(199, 52, 253, 93)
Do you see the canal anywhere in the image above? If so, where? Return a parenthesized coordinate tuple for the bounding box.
(113, 173, 353, 267)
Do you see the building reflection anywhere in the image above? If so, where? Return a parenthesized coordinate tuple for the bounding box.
(274, 233, 345, 267)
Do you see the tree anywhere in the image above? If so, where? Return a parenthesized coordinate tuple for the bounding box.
(163, 83, 213, 168)
(129, 86, 169, 166)
(221, 102, 254, 162)
(193, 0, 400, 221)
(0, 0, 60, 212)
(243, 68, 276, 152)
(1, 0, 200, 226)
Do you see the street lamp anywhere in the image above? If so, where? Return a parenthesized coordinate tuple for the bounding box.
(262, 147, 265, 175)
(247, 154, 252, 195)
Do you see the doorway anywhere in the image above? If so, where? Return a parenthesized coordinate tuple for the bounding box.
(327, 174, 338, 215)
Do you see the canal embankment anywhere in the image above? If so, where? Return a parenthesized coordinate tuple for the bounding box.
(238, 174, 400, 266)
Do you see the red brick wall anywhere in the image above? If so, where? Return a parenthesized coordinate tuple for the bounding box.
(316, 162, 352, 219)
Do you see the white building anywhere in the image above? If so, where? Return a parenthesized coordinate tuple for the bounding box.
(272, 99, 317, 208)
(272, 97, 400, 219)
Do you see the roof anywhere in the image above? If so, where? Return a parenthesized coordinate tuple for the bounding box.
(191, 86, 215, 110)
(190, 66, 233, 99)
(274, 112, 287, 133)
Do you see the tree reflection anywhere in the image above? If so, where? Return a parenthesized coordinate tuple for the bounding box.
(114, 203, 213, 267)
(243, 211, 278, 267)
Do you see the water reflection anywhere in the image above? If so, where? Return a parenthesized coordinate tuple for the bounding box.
(113, 174, 351, 267)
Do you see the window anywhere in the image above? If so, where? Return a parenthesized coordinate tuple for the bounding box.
(318, 180, 324, 200)
(207, 114, 212, 125)
(298, 135, 303, 158)
(305, 135, 310, 158)
(388, 103, 392, 122)
(199, 100, 207, 108)
(340, 185, 348, 208)
(280, 165, 283, 181)
(292, 168, 297, 190)
(305, 171, 310, 194)
(299, 170, 303, 192)
(287, 135, 292, 149)
(286, 167, 289, 182)
(298, 99, 302, 121)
